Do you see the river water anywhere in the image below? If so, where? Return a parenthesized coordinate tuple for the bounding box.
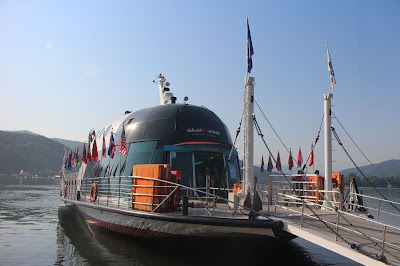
(0, 184, 398, 265)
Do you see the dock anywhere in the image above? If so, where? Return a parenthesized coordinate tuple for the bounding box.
(258, 191, 400, 265)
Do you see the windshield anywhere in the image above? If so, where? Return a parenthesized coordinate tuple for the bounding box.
(170, 151, 241, 192)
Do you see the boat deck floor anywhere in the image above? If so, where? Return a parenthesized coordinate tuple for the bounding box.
(183, 200, 400, 265)
(260, 203, 400, 265)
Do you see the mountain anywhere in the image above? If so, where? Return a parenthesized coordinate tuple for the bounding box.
(340, 159, 400, 178)
(0, 131, 67, 175)
(52, 138, 83, 150)
(6, 130, 38, 135)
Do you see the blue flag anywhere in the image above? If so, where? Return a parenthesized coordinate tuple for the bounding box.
(267, 155, 273, 173)
(247, 18, 254, 73)
(67, 152, 72, 170)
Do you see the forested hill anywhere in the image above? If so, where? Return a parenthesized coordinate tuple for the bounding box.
(0, 131, 67, 175)
(340, 159, 400, 178)
(52, 138, 83, 150)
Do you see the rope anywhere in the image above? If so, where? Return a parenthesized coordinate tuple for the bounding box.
(254, 99, 294, 162)
(255, 98, 324, 172)
(217, 109, 244, 197)
(301, 114, 324, 172)
(331, 126, 400, 213)
(253, 115, 388, 263)
(332, 111, 400, 197)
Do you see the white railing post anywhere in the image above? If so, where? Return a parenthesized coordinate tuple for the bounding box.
(377, 199, 381, 222)
(382, 225, 387, 256)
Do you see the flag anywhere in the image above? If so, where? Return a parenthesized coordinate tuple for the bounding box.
(119, 126, 127, 156)
(297, 147, 303, 168)
(261, 155, 264, 173)
(276, 152, 281, 172)
(72, 151, 76, 168)
(288, 149, 294, 171)
(67, 152, 72, 170)
(64, 151, 69, 169)
(82, 143, 87, 164)
(74, 146, 79, 165)
(86, 132, 92, 162)
(267, 155, 273, 173)
(327, 43, 336, 91)
(63, 150, 67, 169)
(309, 143, 314, 166)
(246, 17, 254, 73)
(108, 129, 116, 159)
(102, 134, 106, 158)
(92, 138, 98, 162)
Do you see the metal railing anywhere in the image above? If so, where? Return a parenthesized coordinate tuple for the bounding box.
(274, 192, 400, 262)
(61, 175, 273, 220)
(346, 191, 400, 223)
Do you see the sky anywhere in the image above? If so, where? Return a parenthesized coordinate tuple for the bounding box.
(1, 0, 399, 173)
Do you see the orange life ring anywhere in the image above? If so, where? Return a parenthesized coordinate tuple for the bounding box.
(90, 183, 98, 202)
(63, 185, 67, 198)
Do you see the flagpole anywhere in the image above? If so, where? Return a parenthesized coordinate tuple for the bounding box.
(246, 17, 249, 80)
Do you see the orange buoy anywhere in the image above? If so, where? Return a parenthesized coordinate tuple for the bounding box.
(90, 183, 98, 202)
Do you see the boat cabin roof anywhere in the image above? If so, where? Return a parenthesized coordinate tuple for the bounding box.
(100, 104, 233, 146)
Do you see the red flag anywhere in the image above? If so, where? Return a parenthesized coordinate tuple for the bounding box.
(276, 151, 281, 171)
(267, 155, 273, 172)
(288, 149, 294, 171)
(71, 152, 76, 168)
(102, 134, 106, 158)
(297, 147, 303, 168)
(309, 143, 314, 166)
(261, 155, 264, 173)
(92, 138, 98, 162)
(74, 146, 79, 164)
(82, 143, 87, 164)
(119, 126, 127, 156)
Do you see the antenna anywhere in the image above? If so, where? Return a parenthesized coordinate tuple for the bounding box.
(155, 74, 174, 105)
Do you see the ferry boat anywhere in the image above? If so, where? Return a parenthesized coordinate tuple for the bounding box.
(60, 73, 288, 239)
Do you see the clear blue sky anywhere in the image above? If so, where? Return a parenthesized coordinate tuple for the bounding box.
(1, 0, 399, 172)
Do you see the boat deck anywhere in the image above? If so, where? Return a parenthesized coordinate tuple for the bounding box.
(260, 203, 400, 265)
(185, 200, 400, 265)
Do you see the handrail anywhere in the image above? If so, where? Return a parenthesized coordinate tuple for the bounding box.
(275, 192, 400, 263)
(349, 191, 400, 207)
(65, 175, 274, 221)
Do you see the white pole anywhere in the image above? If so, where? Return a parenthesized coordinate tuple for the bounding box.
(324, 93, 333, 205)
(244, 77, 255, 197)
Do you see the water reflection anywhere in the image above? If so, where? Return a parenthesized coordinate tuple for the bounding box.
(56, 205, 322, 266)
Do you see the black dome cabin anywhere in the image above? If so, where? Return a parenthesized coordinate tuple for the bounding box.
(82, 77, 241, 197)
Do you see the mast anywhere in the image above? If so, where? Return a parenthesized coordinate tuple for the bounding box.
(324, 93, 333, 205)
(156, 74, 175, 105)
(244, 77, 255, 199)
(324, 42, 335, 206)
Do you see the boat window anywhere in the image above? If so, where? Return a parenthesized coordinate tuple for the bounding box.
(169, 150, 240, 196)
(151, 148, 164, 164)
(104, 125, 112, 136)
(121, 141, 158, 176)
(98, 127, 105, 138)
(124, 117, 135, 127)
(108, 151, 122, 177)
(224, 154, 241, 188)
(171, 151, 194, 194)
(194, 152, 225, 190)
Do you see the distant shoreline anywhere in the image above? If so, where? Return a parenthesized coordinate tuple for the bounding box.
(0, 176, 59, 186)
